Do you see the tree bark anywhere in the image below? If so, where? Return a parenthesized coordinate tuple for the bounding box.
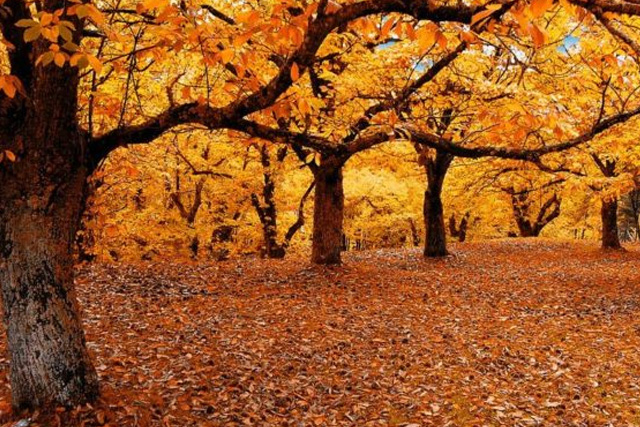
(251, 145, 286, 259)
(449, 213, 470, 243)
(0, 53, 98, 409)
(601, 198, 621, 249)
(510, 193, 536, 237)
(508, 191, 561, 238)
(0, 143, 98, 411)
(424, 182, 448, 257)
(311, 159, 344, 264)
(422, 150, 453, 257)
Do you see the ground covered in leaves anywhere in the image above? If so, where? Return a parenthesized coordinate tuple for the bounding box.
(2, 239, 640, 426)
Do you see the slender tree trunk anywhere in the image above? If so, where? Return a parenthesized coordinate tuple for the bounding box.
(253, 198, 285, 258)
(601, 198, 621, 249)
(251, 145, 286, 259)
(408, 218, 420, 246)
(0, 59, 98, 409)
(449, 213, 470, 243)
(311, 160, 344, 264)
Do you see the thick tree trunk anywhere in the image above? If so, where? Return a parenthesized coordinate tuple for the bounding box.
(0, 152, 98, 410)
(311, 161, 344, 264)
(601, 198, 621, 249)
(422, 150, 453, 258)
(0, 60, 98, 409)
(515, 219, 537, 237)
(424, 183, 448, 257)
(510, 193, 537, 237)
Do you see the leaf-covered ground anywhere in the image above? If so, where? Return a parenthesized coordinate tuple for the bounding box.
(2, 239, 640, 426)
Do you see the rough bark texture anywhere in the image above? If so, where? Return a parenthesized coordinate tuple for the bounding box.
(311, 159, 344, 265)
(251, 145, 286, 259)
(601, 198, 622, 249)
(591, 155, 621, 249)
(422, 150, 453, 257)
(0, 60, 98, 409)
(424, 185, 447, 257)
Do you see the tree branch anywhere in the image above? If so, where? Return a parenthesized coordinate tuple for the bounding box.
(90, 0, 512, 164)
(397, 104, 640, 160)
(592, 8, 640, 57)
(284, 179, 316, 247)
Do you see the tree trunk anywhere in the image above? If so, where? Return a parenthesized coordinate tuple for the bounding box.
(0, 150, 98, 411)
(514, 219, 537, 237)
(601, 198, 621, 249)
(311, 161, 344, 264)
(0, 59, 98, 409)
(408, 218, 420, 247)
(251, 145, 286, 259)
(422, 150, 453, 257)
(511, 193, 537, 237)
(424, 183, 448, 257)
(449, 213, 470, 243)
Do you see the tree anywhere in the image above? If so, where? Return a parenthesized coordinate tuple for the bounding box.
(232, 2, 516, 263)
(619, 188, 640, 241)
(4, 0, 640, 410)
(500, 179, 564, 237)
(0, 0, 501, 408)
(250, 144, 314, 258)
(449, 212, 471, 242)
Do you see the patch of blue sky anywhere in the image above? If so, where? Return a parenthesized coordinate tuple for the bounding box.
(559, 35, 579, 53)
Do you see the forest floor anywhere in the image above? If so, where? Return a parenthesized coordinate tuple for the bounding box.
(2, 239, 640, 426)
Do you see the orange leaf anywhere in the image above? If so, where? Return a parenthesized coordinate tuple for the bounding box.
(529, 23, 547, 48)
(290, 62, 300, 82)
(530, 0, 554, 18)
(219, 49, 234, 65)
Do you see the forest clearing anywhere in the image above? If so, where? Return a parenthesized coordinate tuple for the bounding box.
(2, 240, 640, 426)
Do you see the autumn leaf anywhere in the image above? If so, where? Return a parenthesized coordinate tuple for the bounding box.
(470, 4, 502, 26)
(4, 150, 16, 162)
(530, 0, 554, 18)
(529, 23, 547, 47)
(416, 25, 436, 51)
(290, 62, 300, 81)
(219, 49, 234, 65)
(23, 25, 41, 42)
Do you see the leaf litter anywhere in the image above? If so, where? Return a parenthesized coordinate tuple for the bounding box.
(1, 239, 640, 426)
